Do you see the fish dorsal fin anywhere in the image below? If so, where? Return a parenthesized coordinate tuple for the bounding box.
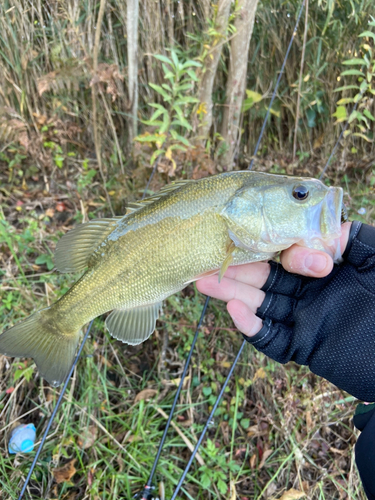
(54, 216, 123, 273)
(127, 180, 192, 210)
(105, 302, 162, 345)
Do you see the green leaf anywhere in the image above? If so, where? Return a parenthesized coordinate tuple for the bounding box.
(359, 30, 375, 42)
(340, 69, 364, 77)
(35, 254, 48, 265)
(159, 113, 170, 134)
(171, 118, 193, 131)
(149, 103, 167, 111)
(174, 97, 199, 105)
(202, 386, 212, 396)
(175, 83, 193, 92)
(141, 119, 164, 127)
(154, 54, 172, 65)
(269, 106, 280, 118)
(149, 83, 171, 101)
(217, 479, 227, 495)
(336, 97, 354, 105)
(169, 144, 187, 152)
(348, 110, 360, 123)
(306, 108, 316, 128)
(240, 418, 250, 429)
(363, 108, 375, 121)
(360, 79, 369, 91)
(149, 108, 166, 123)
(181, 60, 202, 69)
(14, 365, 34, 382)
(332, 105, 347, 122)
(334, 85, 360, 92)
(187, 69, 198, 81)
(170, 132, 190, 146)
(150, 149, 165, 165)
(171, 50, 179, 69)
(135, 134, 166, 144)
(353, 132, 373, 142)
(201, 474, 211, 489)
(245, 89, 263, 103)
(342, 58, 366, 66)
(161, 83, 172, 92)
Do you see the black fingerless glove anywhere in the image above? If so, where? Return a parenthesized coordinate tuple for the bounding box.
(244, 221, 375, 402)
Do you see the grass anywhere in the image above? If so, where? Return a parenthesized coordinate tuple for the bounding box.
(0, 2, 374, 496)
(0, 162, 373, 500)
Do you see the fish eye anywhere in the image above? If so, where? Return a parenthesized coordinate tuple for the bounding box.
(292, 185, 309, 201)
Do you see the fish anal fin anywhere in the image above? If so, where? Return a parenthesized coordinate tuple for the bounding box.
(219, 240, 236, 283)
(105, 302, 162, 345)
(54, 216, 123, 273)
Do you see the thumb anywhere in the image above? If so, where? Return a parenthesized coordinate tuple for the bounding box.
(280, 222, 352, 278)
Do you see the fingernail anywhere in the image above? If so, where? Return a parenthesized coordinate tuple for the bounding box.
(304, 253, 328, 273)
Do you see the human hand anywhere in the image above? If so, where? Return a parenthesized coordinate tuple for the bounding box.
(196, 222, 352, 337)
(197, 221, 375, 401)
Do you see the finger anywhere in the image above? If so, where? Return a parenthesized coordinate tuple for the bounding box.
(280, 246, 333, 277)
(196, 275, 265, 312)
(223, 261, 271, 288)
(280, 222, 352, 278)
(226, 299, 263, 337)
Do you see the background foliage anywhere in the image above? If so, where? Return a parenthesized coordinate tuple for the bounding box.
(0, 1, 375, 499)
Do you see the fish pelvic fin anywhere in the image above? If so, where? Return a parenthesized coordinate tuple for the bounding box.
(0, 309, 80, 387)
(106, 302, 162, 345)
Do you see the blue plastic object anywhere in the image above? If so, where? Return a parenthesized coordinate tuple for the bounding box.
(8, 424, 36, 454)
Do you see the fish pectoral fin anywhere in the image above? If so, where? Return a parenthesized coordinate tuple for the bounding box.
(218, 240, 236, 283)
(54, 216, 123, 273)
(105, 302, 162, 345)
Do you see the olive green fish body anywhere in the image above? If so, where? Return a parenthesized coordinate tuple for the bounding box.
(0, 172, 344, 386)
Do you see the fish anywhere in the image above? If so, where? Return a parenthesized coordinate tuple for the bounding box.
(0, 171, 345, 386)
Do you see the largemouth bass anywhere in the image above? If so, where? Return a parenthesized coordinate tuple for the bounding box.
(0, 171, 345, 386)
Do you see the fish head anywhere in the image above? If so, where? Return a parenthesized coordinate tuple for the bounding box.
(223, 175, 344, 259)
(261, 177, 343, 247)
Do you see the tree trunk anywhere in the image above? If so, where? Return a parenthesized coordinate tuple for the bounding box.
(219, 0, 259, 170)
(197, 0, 232, 139)
(127, 0, 139, 146)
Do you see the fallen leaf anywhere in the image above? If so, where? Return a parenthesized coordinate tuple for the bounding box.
(78, 425, 98, 449)
(45, 208, 55, 218)
(249, 453, 257, 469)
(52, 459, 76, 484)
(259, 448, 273, 469)
(253, 367, 266, 381)
(134, 388, 157, 403)
(278, 488, 306, 500)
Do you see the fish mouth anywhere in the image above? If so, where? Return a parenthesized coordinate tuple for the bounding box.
(320, 187, 344, 239)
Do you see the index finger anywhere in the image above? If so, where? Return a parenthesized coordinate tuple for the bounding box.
(221, 261, 271, 288)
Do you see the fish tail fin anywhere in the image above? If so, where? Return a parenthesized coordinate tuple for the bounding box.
(0, 308, 80, 387)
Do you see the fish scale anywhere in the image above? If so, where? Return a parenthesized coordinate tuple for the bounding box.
(0, 171, 344, 386)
